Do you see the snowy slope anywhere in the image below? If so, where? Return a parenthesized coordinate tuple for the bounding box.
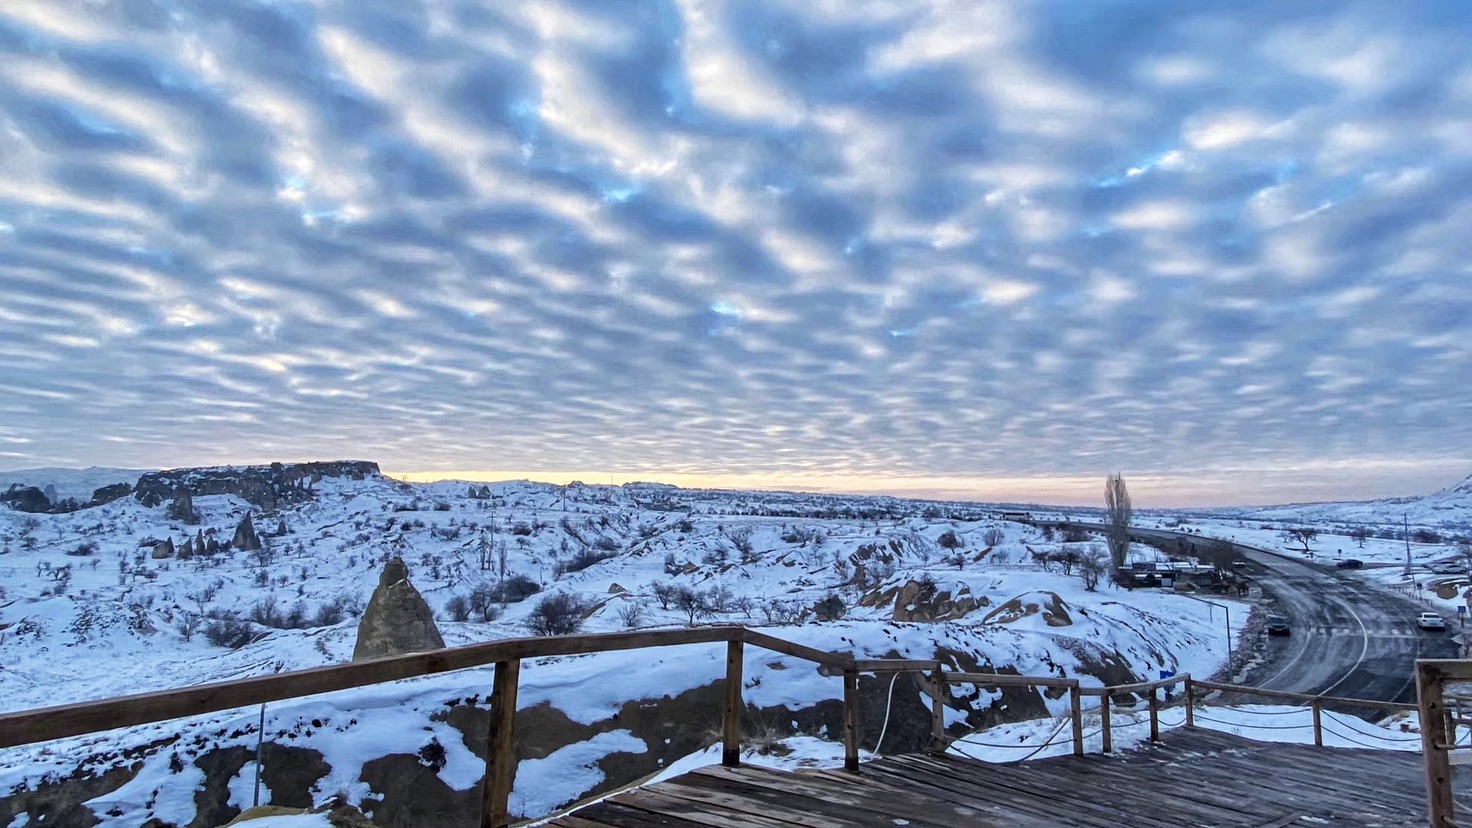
(1218, 473, 1472, 531)
(0, 466, 1244, 826)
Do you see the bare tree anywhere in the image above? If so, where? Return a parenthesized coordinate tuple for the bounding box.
(1079, 546, 1107, 591)
(1104, 473, 1132, 574)
(1284, 528, 1318, 553)
(673, 586, 712, 625)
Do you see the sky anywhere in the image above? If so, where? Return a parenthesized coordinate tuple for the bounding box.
(1, 0, 1470, 508)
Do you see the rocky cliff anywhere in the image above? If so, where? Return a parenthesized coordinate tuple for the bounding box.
(133, 461, 380, 511)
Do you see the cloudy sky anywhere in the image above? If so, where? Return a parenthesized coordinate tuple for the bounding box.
(1, 0, 1470, 507)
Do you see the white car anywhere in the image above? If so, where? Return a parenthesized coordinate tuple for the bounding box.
(1418, 612, 1448, 631)
(1431, 563, 1466, 575)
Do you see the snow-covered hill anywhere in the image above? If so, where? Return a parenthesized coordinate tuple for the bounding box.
(0, 463, 1240, 827)
(1220, 473, 1472, 532)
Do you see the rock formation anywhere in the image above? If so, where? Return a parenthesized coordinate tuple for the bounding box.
(0, 485, 51, 513)
(134, 461, 379, 511)
(166, 488, 198, 524)
(352, 558, 445, 660)
(0, 481, 132, 515)
(890, 579, 984, 622)
(89, 482, 132, 506)
(150, 539, 175, 559)
(233, 513, 262, 552)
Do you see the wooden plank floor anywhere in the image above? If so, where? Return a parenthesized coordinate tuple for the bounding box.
(545, 729, 1463, 827)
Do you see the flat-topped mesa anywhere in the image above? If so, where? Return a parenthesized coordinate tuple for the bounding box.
(133, 460, 381, 511)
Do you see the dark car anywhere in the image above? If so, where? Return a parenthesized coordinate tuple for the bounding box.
(1266, 615, 1291, 636)
(1336, 559, 1364, 569)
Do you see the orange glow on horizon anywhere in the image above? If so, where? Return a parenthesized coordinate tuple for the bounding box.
(384, 469, 1213, 508)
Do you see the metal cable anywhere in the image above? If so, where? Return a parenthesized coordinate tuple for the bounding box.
(871, 671, 901, 758)
(1319, 711, 1421, 743)
(1318, 719, 1422, 746)
(947, 715, 1073, 756)
(1016, 716, 1077, 761)
(1157, 712, 1189, 728)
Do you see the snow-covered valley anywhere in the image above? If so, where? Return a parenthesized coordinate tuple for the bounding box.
(8, 462, 1460, 827)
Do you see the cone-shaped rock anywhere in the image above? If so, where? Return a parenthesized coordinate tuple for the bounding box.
(166, 488, 198, 524)
(233, 513, 262, 552)
(352, 558, 445, 661)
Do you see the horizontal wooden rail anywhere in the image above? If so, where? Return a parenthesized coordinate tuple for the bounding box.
(943, 672, 1080, 690)
(853, 659, 943, 673)
(2, 625, 854, 749)
(1080, 675, 1186, 696)
(741, 629, 851, 667)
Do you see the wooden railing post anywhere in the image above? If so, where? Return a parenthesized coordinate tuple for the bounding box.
(1184, 677, 1194, 728)
(1069, 684, 1084, 756)
(723, 639, 743, 767)
(843, 668, 860, 772)
(482, 659, 520, 828)
(1311, 697, 1323, 748)
(1417, 661, 1455, 828)
(1148, 687, 1160, 742)
(929, 669, 946, 748)
(1101, 694, 1113, 754)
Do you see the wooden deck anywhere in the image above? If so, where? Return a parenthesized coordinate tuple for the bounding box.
(547, 729, 1450, 827)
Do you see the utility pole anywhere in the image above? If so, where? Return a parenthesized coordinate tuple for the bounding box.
(1404, 513, 1413, 577)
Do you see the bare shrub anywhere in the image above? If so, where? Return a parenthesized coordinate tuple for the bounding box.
(617, 602, 645, 629)
(812, 594, 846, 622)
(445, 595, 472, 622)
(527, 593, 592, 636)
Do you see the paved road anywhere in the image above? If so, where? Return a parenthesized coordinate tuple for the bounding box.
(1054, 523, 1460, 704)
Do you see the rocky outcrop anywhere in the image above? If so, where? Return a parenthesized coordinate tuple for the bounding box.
(352, 559, 445, 661)
(233, 514, 262, 552)
(982, 591, 1074, 627)
(151, 539, 175, 559)
(890, 578, 986, 623)
(1, 481, 132, 515)
(90, 482, 132, 506)
(167, 488, 198, 524)
(134, 461, 380, 511)
(1, 485, 52, 513)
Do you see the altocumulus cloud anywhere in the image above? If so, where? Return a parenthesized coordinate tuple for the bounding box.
(0, 0, 1470, 504)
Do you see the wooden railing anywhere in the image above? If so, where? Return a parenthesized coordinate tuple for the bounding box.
(0, 626, 909, 828)
(0, 627, 1429, 828)
(1416, 659, 1472, 828)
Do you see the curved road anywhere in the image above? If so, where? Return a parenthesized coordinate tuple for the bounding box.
(1061, 524, 1458, 704)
